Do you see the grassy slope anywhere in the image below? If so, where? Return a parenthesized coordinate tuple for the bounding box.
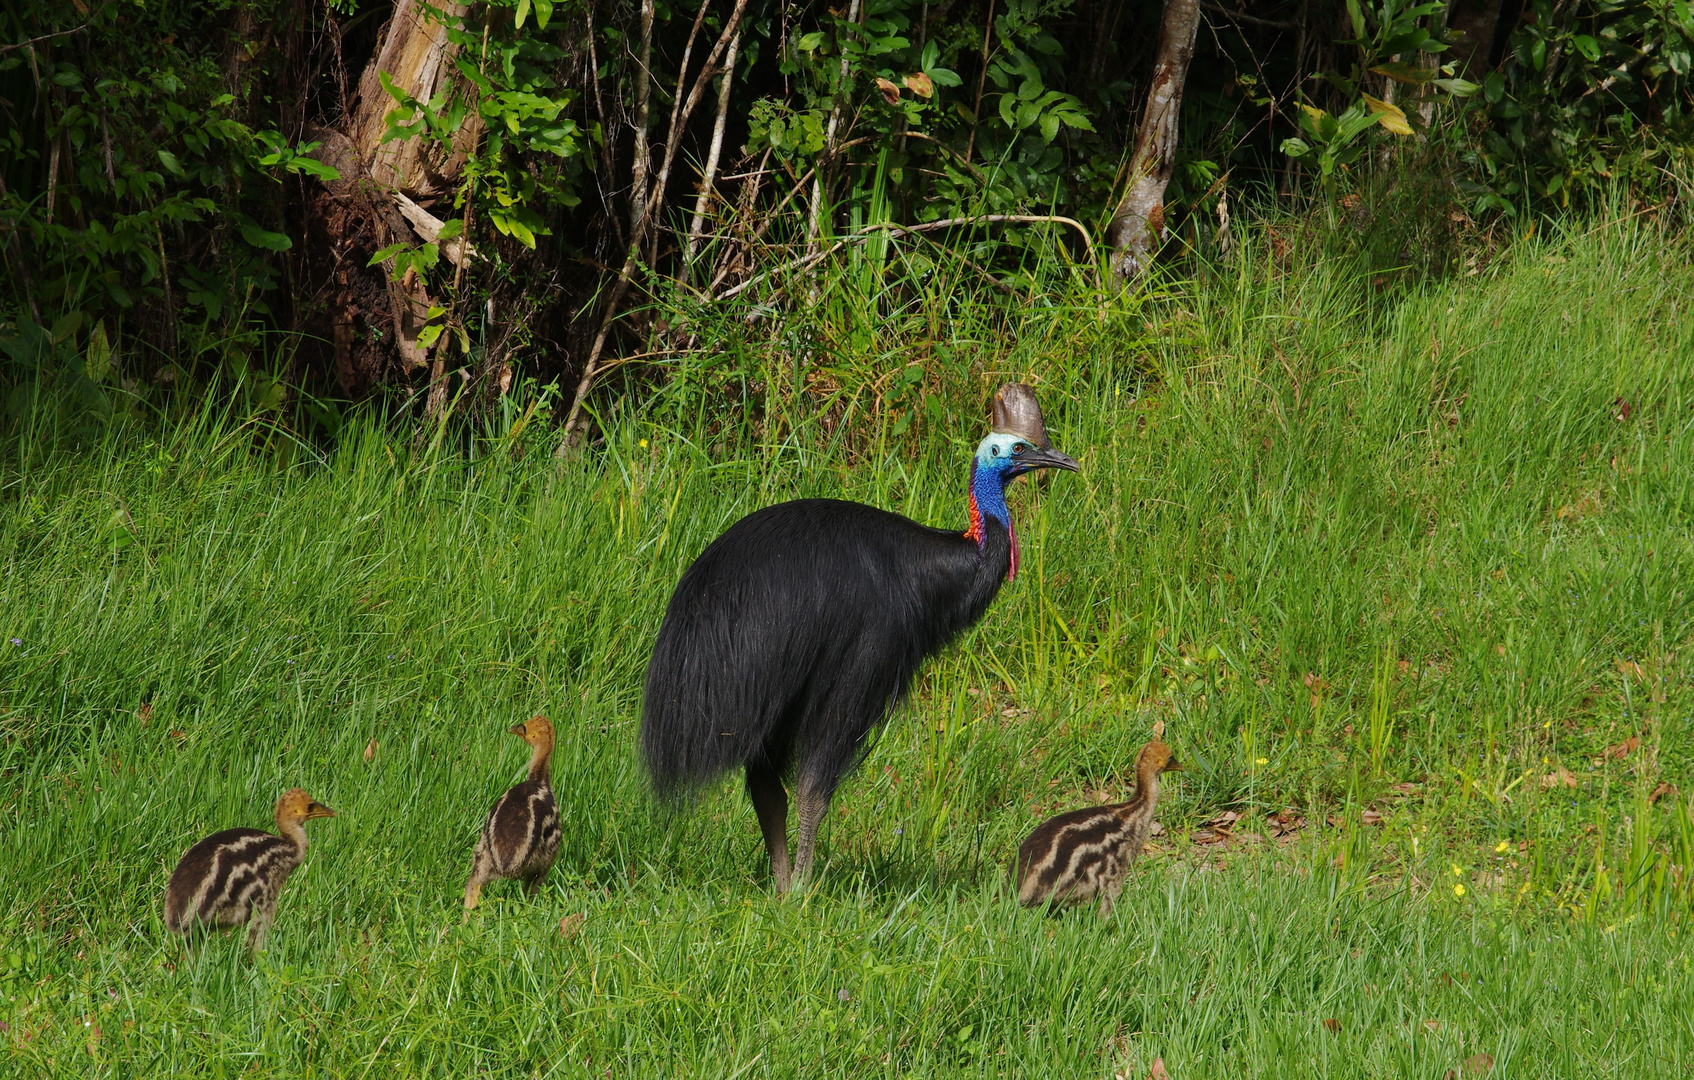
(2, 220, 1692, 1076)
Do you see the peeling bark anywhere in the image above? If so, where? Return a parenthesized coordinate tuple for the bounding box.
(302, 0, 486, 401)
(1106, 0, 1200, 281)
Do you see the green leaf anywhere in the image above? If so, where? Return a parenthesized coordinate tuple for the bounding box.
(368, 243, 409, 267)
(1431, 77, 1480, 96)
(1039, 112, 1060, 142)
(927, 66, 963, 87)
(1370, 62, 1434, 84)
(1056, 109, 1095, 132)
(455, 57, 495, 95)
(240, 223, 293, 251)
(516, 0, 530, 29)
(294, 157, 342, 182)
(534, 0, 553, 28)
(51, 312, 84, 345)
(85, 320, 113, 383)
(797, 32, 824, 51)
(1344, 0, 1366, 40)
(1572, 34, 1600, 62)
(157, 150, 187, 178)
(436, 218, 465, 240)
(1281, 136, 1313, 158)
(415, 324, 445, 349)
(378, 70, 410, 105)
(425, 305, 447, 320)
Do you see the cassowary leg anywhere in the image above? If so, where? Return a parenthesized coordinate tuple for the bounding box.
(791, 775, 834, 890)
(745, 762, 792, 891)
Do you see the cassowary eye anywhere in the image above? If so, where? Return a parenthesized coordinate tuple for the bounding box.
(1012, 444, 1026, 455)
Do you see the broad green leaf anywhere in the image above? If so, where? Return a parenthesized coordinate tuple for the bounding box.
(295, 157, 342, 182)
(1370, 62, 1434, 84)
(534, 0, 553, 28)
(51, 312, 83, 345)
(415, 324, 445, 349)
(1572, 34, 1600, 61)
(85, 320, 113, 383)
(1056, 108, 1095, 132)
(425, 305, 447, 320)
(516, 0, 530, 29)
(797, 31, 824, 51)
(1281, 137, 1313, 158)
(455, 57, 495, 94)
(927, 66, 963, 87)
(368, 243, 409, 267)
(378, 70, 410, 105)
(1039, 112, 1060, 142)
(436, 218, 465, 240)
(1431, 77, 1480, 96)
(1344, 0, 1365, 39)
(157, 150, 187, 177)
(240, 223, 293, 251)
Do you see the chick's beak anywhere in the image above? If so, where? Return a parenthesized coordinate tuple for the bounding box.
(509, 723, 528, 737)
(1165, 758, 1186, 773)
(308, 802, 337, 819)
(1011, 446, 1080, 476)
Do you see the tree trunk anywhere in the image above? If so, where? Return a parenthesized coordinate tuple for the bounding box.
(1106, 0, 1200, 281)
(1446, 0, 1507, 80)
(301, 0, 483, 401)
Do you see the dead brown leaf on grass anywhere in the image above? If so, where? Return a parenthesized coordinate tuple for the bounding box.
(1302, 672, 1330, 708)
(1651, 782, 1679, 804)
(1322, 1018, 1341, 1033)
(1604, 735, 1640, 760)
(1540, 767, 1579, 789)
(363, 737, 378, 764)
(1443, 1052, 1494, 1079)
(1615, 658, 1647, 680)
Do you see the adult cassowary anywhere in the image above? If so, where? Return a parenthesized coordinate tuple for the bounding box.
(642, 383, 1078, 890)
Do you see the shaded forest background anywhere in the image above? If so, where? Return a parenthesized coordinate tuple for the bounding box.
(1, 0, 1690, 443)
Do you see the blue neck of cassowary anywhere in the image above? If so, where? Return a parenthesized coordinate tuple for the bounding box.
(967, 460, 1018, 580)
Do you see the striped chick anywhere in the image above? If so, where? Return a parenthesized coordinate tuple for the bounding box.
(163, 788, 336, 953)
(1013, 741, 1183, 917)
(464, 716, 560, 911)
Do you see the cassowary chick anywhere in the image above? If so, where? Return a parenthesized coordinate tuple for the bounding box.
(163, 788, 336, 953)
(1013, 741, 1183, 917)
(464, 716, 560, 910)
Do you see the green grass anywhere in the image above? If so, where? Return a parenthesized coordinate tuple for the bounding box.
(2, 217, 1692, 1076)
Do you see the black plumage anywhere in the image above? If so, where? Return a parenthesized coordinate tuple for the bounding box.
(464, 716, 561, 910)
(162, 788, 336, 953)
(642, 383, 1078, 890)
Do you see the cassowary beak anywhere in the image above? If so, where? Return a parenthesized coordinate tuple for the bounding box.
(1009, 446, 1080, 477)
